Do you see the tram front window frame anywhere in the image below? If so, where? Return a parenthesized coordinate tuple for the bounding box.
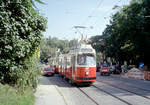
(77, 54, 96, 66)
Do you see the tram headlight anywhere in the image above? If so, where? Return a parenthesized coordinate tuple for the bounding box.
(85, 71, 89, 76)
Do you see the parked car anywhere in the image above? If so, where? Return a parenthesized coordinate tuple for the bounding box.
(100, 63, 110, 76)
(42, 67, 55, 76)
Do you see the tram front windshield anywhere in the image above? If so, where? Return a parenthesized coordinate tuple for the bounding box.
(77, 54, 96, 66)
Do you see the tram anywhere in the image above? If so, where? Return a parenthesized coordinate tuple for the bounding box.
(59, 43, 97, 85)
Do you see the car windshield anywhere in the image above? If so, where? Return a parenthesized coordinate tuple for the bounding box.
(45, 67, 53, 71)
(77, 54, 96, 66)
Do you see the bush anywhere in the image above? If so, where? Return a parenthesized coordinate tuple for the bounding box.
(0, 0, 47, 90)
(17, 53, 41, 91)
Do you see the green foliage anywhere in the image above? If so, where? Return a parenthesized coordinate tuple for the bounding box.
(0, 0, 47, 89)
(40, 37, 78, 62)
(0, 84, 34, 105)
(96, 53, 102, 63)
(35, 0, 45, 4)
(40, 37, 57, 62)
(91, 0, 150, 67)
(89, 35, 106, 52)
(17, 54, 41, 90)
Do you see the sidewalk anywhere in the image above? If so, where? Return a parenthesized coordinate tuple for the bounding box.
(34, 77, 66, 105)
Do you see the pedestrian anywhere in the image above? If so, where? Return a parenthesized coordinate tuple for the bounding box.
(121, 65, 125, 73)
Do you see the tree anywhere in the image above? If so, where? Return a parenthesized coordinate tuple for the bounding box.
(0, 0, 47, 89)
(40, 37, 78, 62)
(91, 0, 150, 69)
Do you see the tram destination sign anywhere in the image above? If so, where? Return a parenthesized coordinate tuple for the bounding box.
(80, 48, 93, 53)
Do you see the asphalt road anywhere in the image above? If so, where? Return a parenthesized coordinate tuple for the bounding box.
(35, 73, 150, 105)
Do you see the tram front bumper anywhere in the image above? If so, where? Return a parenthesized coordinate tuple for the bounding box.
(76, 77, 96, 82)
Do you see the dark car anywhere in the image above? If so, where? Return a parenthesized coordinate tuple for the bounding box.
(42, 67, 55, 76)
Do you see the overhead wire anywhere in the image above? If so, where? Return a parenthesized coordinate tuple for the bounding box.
(79, 0, 104, 38)
(69, 0, 106, 39)
(66, 0, 128, 40)
(82, 0, 104, 26)
(81, 0, 122, 36)
(86, 0, 124, 35)
(92, 0, 122, 27)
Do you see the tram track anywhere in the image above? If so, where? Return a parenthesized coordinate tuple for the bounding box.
(56, 76, 127, 105)
(77, 87, 99, 105)
(91, 85, 132, 105)
(96, 80, 150, 100)
(49, 75, 99, 105)
(48, 75, 150, 105)
(111, 80, 150, 92)
(61, 79, 100, 105)
(55, 75, 134, 105)
(106, 80, 150, 93)
(98, 76, 150, 92)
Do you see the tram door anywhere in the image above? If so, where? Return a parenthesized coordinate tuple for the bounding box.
(71, 55, 76, 79)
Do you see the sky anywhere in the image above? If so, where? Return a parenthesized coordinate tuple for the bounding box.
(36, 0, 132, 40)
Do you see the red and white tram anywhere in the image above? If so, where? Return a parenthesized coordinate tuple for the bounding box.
(62, 43, 97, 85)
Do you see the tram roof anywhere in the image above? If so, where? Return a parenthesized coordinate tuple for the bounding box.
(69, 44, 95, 54)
